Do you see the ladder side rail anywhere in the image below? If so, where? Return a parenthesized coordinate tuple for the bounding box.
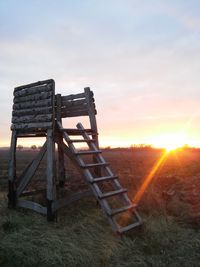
(57, 121, 114, 218)
(77, 123, 132, 205)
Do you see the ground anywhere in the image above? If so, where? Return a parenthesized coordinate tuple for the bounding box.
(0, 148, 200, 266)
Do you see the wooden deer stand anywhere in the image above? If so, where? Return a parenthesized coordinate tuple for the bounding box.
(8, 79, 142, 234)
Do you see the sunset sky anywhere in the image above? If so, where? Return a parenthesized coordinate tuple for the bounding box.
(0, 0, 200, 148)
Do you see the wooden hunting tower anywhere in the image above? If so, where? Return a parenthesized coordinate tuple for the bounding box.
(8, 79, 142, 234)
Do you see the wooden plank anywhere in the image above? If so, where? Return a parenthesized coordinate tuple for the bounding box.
(84, 87, 98, 138)
(8, 131, 17, 182)
(13, 98, 52, 110)
(77, 123, 131, 206)
(8, 130, 17, 208)
(99, 189, 127, 199)
(59, 128, 95, 135)
(20, 189, 46, 197)
(17, 132, 47, 138)
(61, 105, 89, 113)
(56, 122, 117, 230)
(16, 141, 47, 196)
(56, 94, 65, 187)
(46, 129, 55, 200)
(14, 91, 53, 103)
(61, 93, 85, 102)
(57, 140, 83, 173)
(61, 98, 87, 107)
(14, 79, 54, 93)
(84, 88, 99, 176)
(12, 114, 52, 124)
(12, 106, 53, 117)
(16, 199, 47, 215)
(46, 129, 56, 221)
(75, 150, 102, 155)
(61, 110, 90, 118)
(11, 122, 52, 131)
(118, 221, 142, 234)
(52, 190, 92, 212)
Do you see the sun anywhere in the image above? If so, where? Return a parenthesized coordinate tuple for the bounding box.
(151, 133, 189, 151)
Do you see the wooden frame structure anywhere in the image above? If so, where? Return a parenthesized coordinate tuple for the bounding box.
(8, 79, 142, 234)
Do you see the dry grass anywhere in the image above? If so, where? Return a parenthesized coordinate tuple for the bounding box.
(1, 148, 200, 266)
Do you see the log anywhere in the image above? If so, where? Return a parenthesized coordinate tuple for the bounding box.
(61, 91, 94, 102)
(61, 93, 85, 102)
(13, 98, 52, 110)
(14, 91, 53, 103)
(12, 106, 53, 117)
(12, 114, 52, 124)
(61, 98, 87, 107)
(14, 79, 54, 93)
(17, 132, 47, 138)
(16, 141, 47, 196)
(14, 84, 53, 97)
(11, 122, 52, 131)
(16, 199, 47, 215)
(61, 110, 89, 118)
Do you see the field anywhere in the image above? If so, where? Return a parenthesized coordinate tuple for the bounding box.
(1, 148, 200, 266)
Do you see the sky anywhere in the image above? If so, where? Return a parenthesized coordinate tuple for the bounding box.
(0, 0, 200, 148)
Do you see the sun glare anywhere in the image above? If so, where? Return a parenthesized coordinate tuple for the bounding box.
(151, 133, 189, 151)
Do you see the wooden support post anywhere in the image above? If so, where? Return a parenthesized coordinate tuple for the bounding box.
(8, 131, 17, 208)
(56, 94, 65, 187)
(46, 129, 56, 221)
(84, 87, 100, 177)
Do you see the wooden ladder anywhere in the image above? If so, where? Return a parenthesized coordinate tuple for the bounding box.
(58, 122, 142, 234)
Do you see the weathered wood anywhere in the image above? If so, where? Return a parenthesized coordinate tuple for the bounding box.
(8, 130, 17, 208)
(56, 140, 83, 173)
(12, 114, 52, 124)
(8, 131, 17, 182)
(20, 189, 46, 197)
(12, 106, 53, 117)
(17, 199, 47, 215)
(13, 98, 52, 110)
(61, 110, 89, 118)
(77, 123, 131, 206)
(17, 132, 47, 138)
(57, 121, 119, 231)
(11, 122, 52, 131)
(14, 79, 54, 93)
(60, 128, 95, 135)
(61, 93, 85, 102)
(84, 87, 98, 139)
(56, 94, 65, 187)
(61, 98, 87, 107)
(61, 110, 90, 118)
(16, 141, 47, 196)
(14, 91, 53, 103)
(62, 105, 89, 114)
(46, 129, 56, 221)
(52, 190, 92, 212)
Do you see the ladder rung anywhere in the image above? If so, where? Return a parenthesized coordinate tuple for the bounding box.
(110, 204, 136, 216)
(117, 221, 142, 234)
(92, 175, 118, 183)
(75, 150, 102, 155)
(81, 162, 109, 168)
(68, 139, 96, 143)
(60, 128, 96, 135)
(99, 188, 127, 199)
